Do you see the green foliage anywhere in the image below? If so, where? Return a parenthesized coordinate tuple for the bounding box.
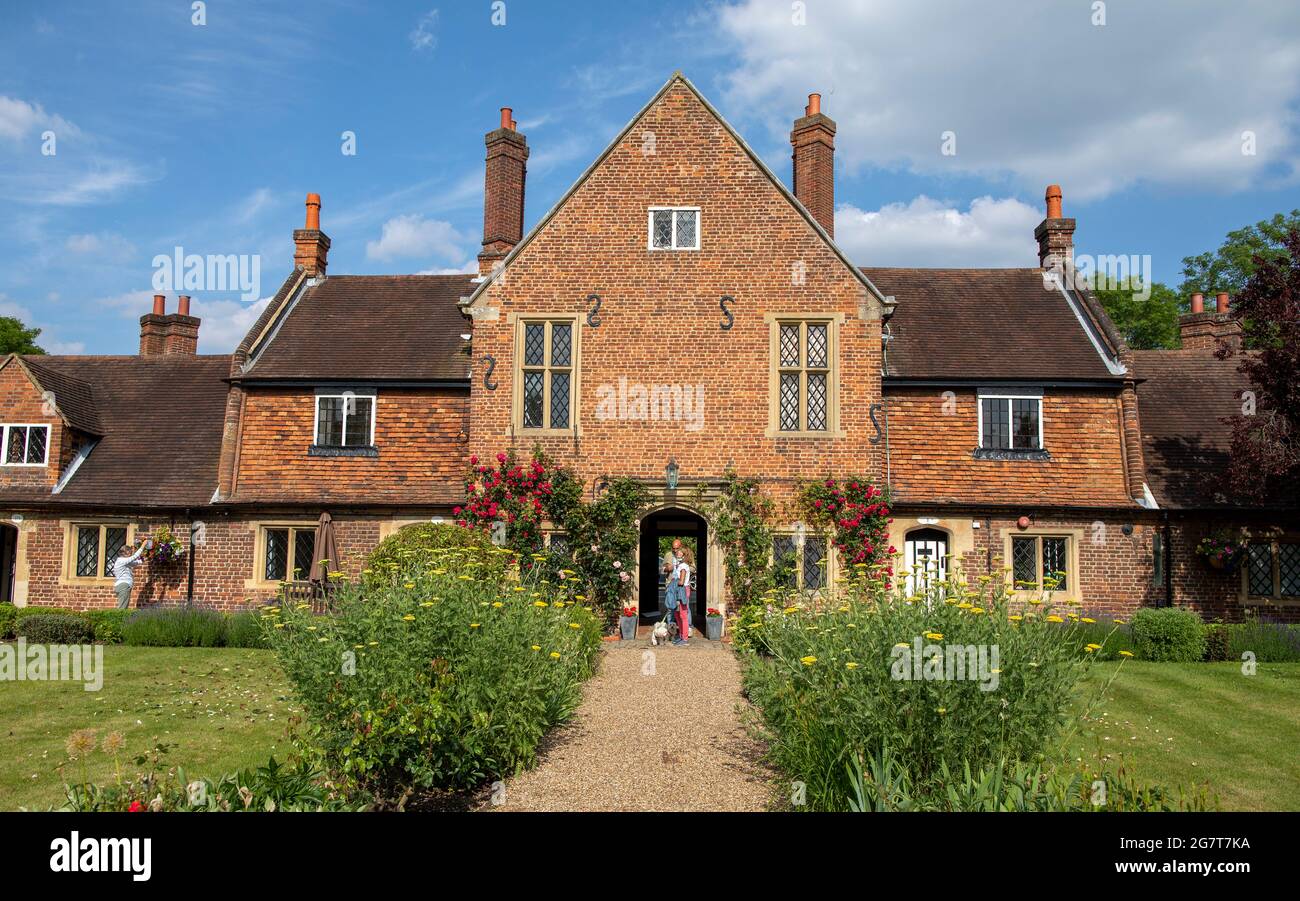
(740, 569, 1111, 811)
(364, 522, 507, 587)
(1226, 616, 1300, 663)
(704, 469, 779, 610)
(1130, 607, 1207, 662)
(556, 477, 649, 628)
(122, 607, 227, 647)
(0, 604, 15, 639)
(1090, 280, 1183, 350)
(1203, 623, 1230, 662)
(85, 610, 128, 644)
(0, 316, 45, 355)
(224, 612, 268, 649)
(16, 614, 94, 644)
(797, 476, 893, 576)
(1067, 615, 1135, 660)
(1180, 209, 1300, 296)
(263, 545, 601, 797)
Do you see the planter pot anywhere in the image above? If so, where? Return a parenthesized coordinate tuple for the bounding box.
(619, 615, 637, 640)
(705, 616, 724, 641)
(1206, 553, 1242, 573)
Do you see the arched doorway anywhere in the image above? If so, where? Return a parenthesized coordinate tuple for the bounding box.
(903, 527, 949, 595)
(638, 507, 708, 631)
(0, 523, 16, 605)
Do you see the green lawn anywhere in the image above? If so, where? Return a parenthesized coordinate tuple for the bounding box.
(0, 646, 295, 811)
(1071, 661, 1300, 811)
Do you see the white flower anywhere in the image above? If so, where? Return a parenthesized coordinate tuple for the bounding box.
(612, 560, 622, 569)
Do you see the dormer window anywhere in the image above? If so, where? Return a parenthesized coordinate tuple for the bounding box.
(311, 390, 377, 456)
(978, 392, 1042, 450)
(648, 207, 699, 250)
(1, 424, 49, 466)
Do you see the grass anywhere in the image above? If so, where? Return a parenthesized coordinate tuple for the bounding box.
(0, 646, 295, 811)
(1070, 661, 1300, 811)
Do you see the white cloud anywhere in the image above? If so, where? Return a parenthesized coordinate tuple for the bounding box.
(0, 293, 84, 355)
(716, 0, 1300, 199)
(232, 187, 275, 225)
(65, 232, 137, 261)
(190, 296, 271, 354)
(416, 260, 478, 275)
(409, 10, 439, 53)
(366, 214, 467, 262)
(0, 95, 76, 142)
(835, 195, 1040, 268)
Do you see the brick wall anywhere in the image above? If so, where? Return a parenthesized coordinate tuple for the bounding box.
(466, 79, 883, 508)
(233, 386, 468, 502)
(884, 387, 1134, 506)
(0, 362, 69, 490)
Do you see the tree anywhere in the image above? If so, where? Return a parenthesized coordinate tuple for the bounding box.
(1090, 280, 1182, 350)
(1219, 228, 1300, 502)
(1180, 209, 1300, 300)
(0, 316, 45, 355)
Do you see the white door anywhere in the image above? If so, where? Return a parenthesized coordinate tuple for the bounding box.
(904, 528, 948, 597)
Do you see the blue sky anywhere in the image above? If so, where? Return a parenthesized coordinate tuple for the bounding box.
(1, 0, 1297, 354)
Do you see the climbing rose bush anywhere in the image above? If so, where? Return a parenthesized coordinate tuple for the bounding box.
(799, 477, 895, 586)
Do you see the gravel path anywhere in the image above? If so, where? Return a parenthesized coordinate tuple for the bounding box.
(481, 640, 777, 812)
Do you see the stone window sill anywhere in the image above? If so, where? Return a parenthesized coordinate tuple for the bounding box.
(308, 445, 379, 458)
(972, 448, 1051, 462)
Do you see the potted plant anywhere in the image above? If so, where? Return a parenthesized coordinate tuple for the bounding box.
(619, 605, 637, 640)
(1195, 531, 1244, 572)
(705, 607, 724, 641)
(145, 526, 185, 565)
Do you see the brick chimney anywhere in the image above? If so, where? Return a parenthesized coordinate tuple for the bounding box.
(1180, 291, 1243, 352)
(478, 108, 528, 277)
(1035, 184, 1076, 271)
(790, 93, 836, 237)
(140, 294, 201, 356)
(293, 192, 331, 277)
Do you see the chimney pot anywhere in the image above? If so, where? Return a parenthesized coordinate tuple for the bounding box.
(177, 294, 191, 316)
(1045, 184, 1063, 220)
(304, 193, 321, 230)
(479, 108, 529, 276)
(500, 107, 513, 130)
(790, 93, 837, 237)
(294, 193, 331, 276)
(806, 93, 821, 116)
(152, 294, 166, 315)
(1191, 292, 1204, 313)
(1216, 292, 1230, 313)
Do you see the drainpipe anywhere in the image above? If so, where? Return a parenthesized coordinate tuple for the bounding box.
(1162, 510, 1173, 608)
(186, 510, 196, 607)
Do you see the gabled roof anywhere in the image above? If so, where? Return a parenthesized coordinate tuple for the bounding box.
(1131, 349, 1294, 510)
(463, 71, 891, 313)
(241, 274, 475, 382)
(869, 268, 1127, 382)
(0, 355, 231, 508)
(1, 354, 104, 435)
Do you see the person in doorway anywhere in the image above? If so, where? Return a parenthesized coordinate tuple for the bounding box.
(670, 546, 691, 646)
(112, 537, 152, 610)
(678, 545, 696, 638)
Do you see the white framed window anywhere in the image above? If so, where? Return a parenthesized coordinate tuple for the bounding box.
(314, 392, 375, 447)
(1, 424, 49, 466)
(648, 207, 700, 250)
(978, 393, 1042, 450)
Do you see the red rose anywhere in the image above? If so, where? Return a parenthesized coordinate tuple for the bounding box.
(129, 800, 145, 812)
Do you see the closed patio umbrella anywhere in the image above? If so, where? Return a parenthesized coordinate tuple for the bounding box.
(308, 511, 340, 588)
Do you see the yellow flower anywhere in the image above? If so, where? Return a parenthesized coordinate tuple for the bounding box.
(1113, 619, 1127, 625)
(1084, 646, 1096, 653)
(783, 606, 799, 615)
(420, 601, 434, 608)
(923, 631, 943, 641)
(273, 623, 286, 629)
(936, 707, 947, 715)
(492, 602, 503, 608)
(368, 641, 378, 646)
(403, 582, 415, 589)
(894, 642, 910, 649)
(1119, 650, 1134, 658)
(800, 656, 817, 666)
(533, 601, 549, 608)
(957, 602, 973, 610)
(402, 614, 416, 622)
(845, 662, 858, 670)
(549, 652, 561, 660)
(970, 607, 986, 615)
(296, 603, 310, 610)
(1008, 614, 1023, 622)
(575, 594, 587, 601)
(1045, 615, 1064, 623)
(531, 645, 541, 652)
(568, 623, 581, 629)
(513, 586, 525, 592)
(306, 625, 318, 631)
(1085, 643, 1102, 651)
(1081, 617, 1096, 624)
(845, 623, 856, 629)
(470, 623, 481, 629)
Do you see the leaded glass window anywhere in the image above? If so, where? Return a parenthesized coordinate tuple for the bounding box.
(76, 526, 100, 578)
(519, 320, 575, 431)
(1042, 537, 1067, 590)
(1247, 541, 1300, 599)
(773, 534, 828, 591)
(263, 526, 316, 583)
(980, 396, 1041, 450)
(103, 527, 127, 577)
(1, 425, 49, 465)
(70, 523, 131, 580)
(648, 208, 699, 250)
(1247, 544, 1273, 597)
(1011, 535, 1071, 592)
(1011, 537, 1037, 588)
(776, 321, 832, 433)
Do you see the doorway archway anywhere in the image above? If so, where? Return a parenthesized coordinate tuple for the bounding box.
(0, 523, 16, 605)
(638, 507, 708, 631)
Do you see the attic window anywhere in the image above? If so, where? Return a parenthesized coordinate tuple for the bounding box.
(1, 424, 49, 466)
(978, 393, 1042, 451)
(313, 392, 375, 449)
(648, 208, 700, 250)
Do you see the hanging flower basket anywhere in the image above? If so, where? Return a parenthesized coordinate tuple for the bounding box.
(1195, 533, 1244, 573)
(145, 527, 186, 565)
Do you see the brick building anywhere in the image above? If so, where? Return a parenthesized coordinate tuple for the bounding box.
(0, 73, 1294, 624)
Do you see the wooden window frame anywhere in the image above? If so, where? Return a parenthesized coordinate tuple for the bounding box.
(253, 523, 319, 588)
(647, 207, 701, 251)
(1003, 527, 1081, 601)
(771, 530, 832, 593)
(1241, 537, 1300, 604)
(977, 393, 1044, 451)
(313, 391, 377, 448)
(511, 314, 580, 437)
(1, 423, 51, 467)
(766, 313, 843, 438)
(63, 521, 135, 584)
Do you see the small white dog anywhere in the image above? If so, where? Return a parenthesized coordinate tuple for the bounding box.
(650, 618, 673, 646)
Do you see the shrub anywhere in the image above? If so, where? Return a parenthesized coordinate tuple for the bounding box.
(225, 611, 268, 648)
(123, 607, 227, 647)
(0, 603, 15, 639)
(86, 610, 128, 644)
(364, 523, 509, 587)
(740, 569, 1112, 811)
(264, 544, 602, 796)
(1130, 607, 1206, 662)
(17, 614, 94, 644)
(1226, 617, 1300, 663)
(1203, 622, 1230, 662)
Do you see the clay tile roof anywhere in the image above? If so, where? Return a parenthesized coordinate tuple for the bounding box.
(10, 355, 232, 507)
(21, 356, 103, 434)
(245, 274, 475, 381)
(1130, 349, 1286, 510)
(865, 268, 1122, 381)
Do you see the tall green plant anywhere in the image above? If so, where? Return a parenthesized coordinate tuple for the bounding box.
(704, 469, 779, 610)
